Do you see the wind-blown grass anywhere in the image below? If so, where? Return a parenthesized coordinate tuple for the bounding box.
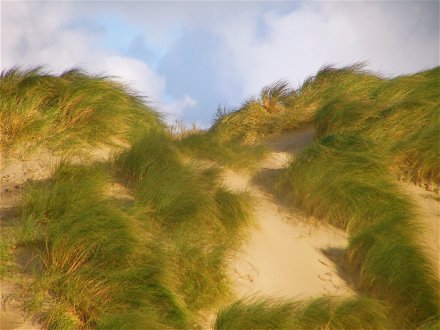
(1, 65, 259, 328)
(0, 67, 164, 156)
(14, 134, 254, 328)
(315, 66, 440, 185)
(18, 163, 185, 329)
(211, 81, 300, 143)
(211, 64, 439, 327)
(276, 134, 440, 327)
(176, 130, 267, 170)
(215, 296, 392, 330)
(212, 64, 383, 144)
(115, 132, 254, 311)
(5, 63, 438, 329)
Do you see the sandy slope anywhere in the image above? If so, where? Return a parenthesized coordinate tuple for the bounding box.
(224, 127, 353, 302)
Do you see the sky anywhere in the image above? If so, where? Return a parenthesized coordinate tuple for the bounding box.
(2, 0, 439, 126)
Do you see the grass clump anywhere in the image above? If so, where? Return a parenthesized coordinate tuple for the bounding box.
(215, 296, 392, 330)
(115, 132, 254, 312)
(277, 134, 440, 327)
(17, 162, 188, 329)
(0, 67, 164, 156)
(212, 64, 382, 143)
(315, 67, 440, 185)
(211, 83, 300, 143)
(176, 130, 267, 170)
(2, 66, 257, 329)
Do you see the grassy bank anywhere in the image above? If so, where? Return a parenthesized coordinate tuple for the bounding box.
(14, 132, 254, 328)
(215, 296, 392, 330)
(315, 67, 440, 185)
(213, 65, 439, 186)
(175, 130, 267, 170)
(1, 67, 258, 328)
(0, 67, 164, 156)
(2, 63, 438, 329)
(212, 64, 383, 144)
(277, 134, 439, 327)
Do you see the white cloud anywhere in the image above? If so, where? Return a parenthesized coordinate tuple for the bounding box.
(1, 1, 185, 117)
(209, 1, 438, 99)
(87, 55, 166, 101)
(159, 94, 198, 123)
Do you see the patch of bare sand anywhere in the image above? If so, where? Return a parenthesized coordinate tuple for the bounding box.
(224, 128, 352, 302)
(224, 171, 351, 301)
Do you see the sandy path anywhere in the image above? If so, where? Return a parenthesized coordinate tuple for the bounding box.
(224, 128, 353, 301)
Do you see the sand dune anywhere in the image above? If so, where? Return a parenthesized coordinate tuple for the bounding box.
(1, 128, 438, 329)
(224, 128, 353, 301)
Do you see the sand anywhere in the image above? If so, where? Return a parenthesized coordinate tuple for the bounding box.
(224, 128, 353, 301)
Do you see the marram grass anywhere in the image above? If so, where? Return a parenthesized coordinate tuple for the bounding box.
(115, 132, 254, 311)
(15, 140, 253, 329)
(176, 129, 267, 170)
(3, 63, 439, 329)
(315, 66, 440, 185)
(212, 64, 382, 144)
(0, 67, 164, 156)
(276, 134, 440, 327)
(213, 64, 439, 327)
(215, 296, 392, 330)
(18, 163, 185, 329)
(213, 64, 439, 185)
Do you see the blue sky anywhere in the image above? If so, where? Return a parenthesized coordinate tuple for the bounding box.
(2, 1, 439, 127)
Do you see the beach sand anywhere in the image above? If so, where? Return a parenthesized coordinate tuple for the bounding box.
(224, 128, 353, 301)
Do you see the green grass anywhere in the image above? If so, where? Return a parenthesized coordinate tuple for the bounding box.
(13, 131, 253, 329)
(212, 64, 383, 144)
(215, 296, 392, 330)
(212, 63, 438, 185)
(18, 163, 184, 329)
(115, 132, 254, 311)
(0, 67, 164, 156)
(211, 64, 439, 327)
(4, 63, 438, 329)
(315, 67, 440, 185)
(176, 130, 267, 170)
(276, 134, 440, 327)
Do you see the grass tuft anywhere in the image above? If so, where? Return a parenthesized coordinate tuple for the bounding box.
(0, 67, 164, 156)
(277, 134, 440, 326)
(215, 296, 392, 330)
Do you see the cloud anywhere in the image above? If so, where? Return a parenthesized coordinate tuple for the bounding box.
(1, 1, 190, 118)
(88, 55, 165, 102)
(160, 94, 198, 123)
(208, 1, 439, 97)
